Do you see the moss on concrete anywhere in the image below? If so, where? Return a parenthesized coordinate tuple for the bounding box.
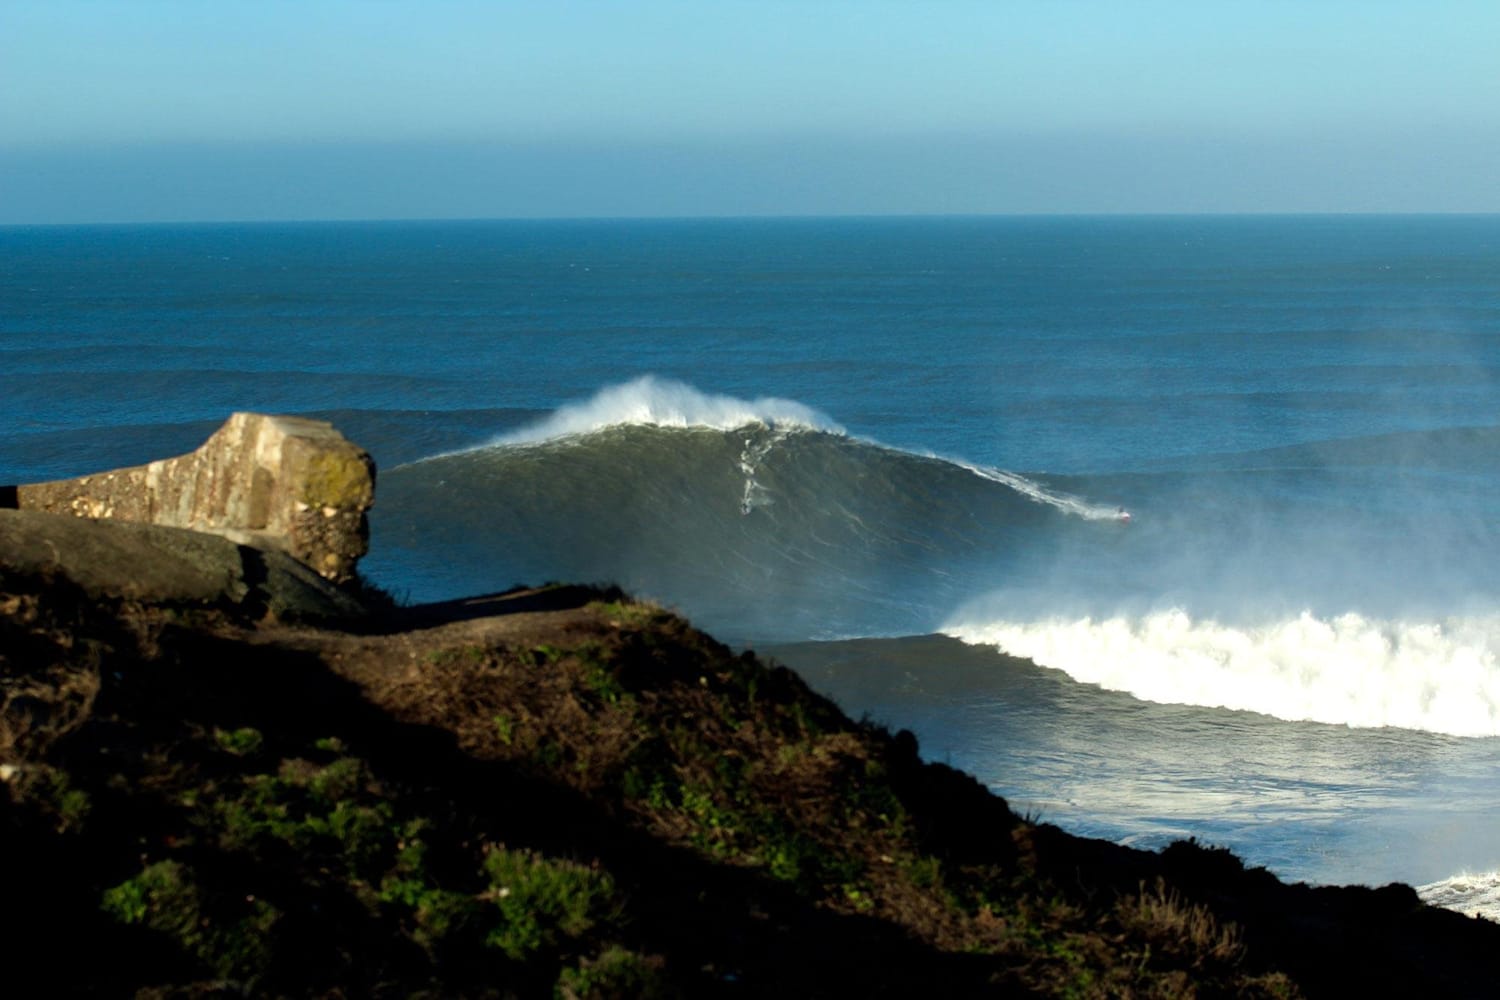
(293, 446, 375, 512)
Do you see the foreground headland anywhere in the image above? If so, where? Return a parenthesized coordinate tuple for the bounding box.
(3, 419, 1498, 997)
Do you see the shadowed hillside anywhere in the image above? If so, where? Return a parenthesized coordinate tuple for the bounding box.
(3, 565, 1498, 997)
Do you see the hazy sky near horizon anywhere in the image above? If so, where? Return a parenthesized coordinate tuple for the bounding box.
(3, 1, 1498, 223)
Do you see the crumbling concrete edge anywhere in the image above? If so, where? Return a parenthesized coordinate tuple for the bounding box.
(2, 413, 375, 584)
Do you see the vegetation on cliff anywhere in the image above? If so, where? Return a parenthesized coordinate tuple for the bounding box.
(2, 568, 1497, 997)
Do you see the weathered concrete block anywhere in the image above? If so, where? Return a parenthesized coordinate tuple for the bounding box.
(4, 413, 375, 584)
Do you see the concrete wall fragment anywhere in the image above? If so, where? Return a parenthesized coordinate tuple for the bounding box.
(2, 413, 375, 583)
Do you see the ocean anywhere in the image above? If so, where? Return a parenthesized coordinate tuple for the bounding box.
(5, 215, 1500, 916)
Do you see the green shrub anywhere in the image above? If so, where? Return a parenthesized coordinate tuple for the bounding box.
(481, 847, 619, 960)
(493, 713, 516, 745)
(214, 727, 264, 756)
(101, 860, 278, 983)
(557, 946, 672, 999)
(211, 756, 394, 876)
(42, 767, 91, 831)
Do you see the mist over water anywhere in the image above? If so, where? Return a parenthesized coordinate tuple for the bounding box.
(943, 425, 1500, 738)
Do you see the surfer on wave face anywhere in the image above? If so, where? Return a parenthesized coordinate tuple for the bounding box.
(1117, 507, 1132, 523)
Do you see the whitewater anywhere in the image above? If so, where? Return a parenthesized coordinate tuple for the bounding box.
(945, 609, 1500, 738)
(6, 215, 1500, 917)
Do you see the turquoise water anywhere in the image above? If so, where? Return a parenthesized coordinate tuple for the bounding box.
(5, 215, 1500, 907)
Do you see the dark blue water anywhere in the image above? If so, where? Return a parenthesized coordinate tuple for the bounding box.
(6, 215, 1500, 908)
(8, 216, 1497, 471)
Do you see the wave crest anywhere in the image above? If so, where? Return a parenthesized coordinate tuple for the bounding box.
(944, 609, 1500, 737)
(494, 376, 844, 446)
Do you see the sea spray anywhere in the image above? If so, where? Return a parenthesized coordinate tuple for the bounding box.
(491, 375, 844, 447)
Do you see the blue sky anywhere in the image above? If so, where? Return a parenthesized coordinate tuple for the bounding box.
(3, 1, 1497, 222)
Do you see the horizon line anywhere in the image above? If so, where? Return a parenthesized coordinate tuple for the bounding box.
(5, 210, 1500, 230)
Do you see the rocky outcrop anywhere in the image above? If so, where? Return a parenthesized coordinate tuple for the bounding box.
(2, 413, 374, 584)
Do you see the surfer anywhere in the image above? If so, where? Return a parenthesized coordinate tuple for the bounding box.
(1116, 507, 1132, 523)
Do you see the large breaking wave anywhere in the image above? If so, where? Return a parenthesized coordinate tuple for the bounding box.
(376, 377, 1500, 737)
(382, 378, 1122, 639)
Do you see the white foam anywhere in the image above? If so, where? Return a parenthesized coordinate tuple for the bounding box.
(496, 375, 844, 446)
(944, 608, 1500, 737)
(737, 427, 791, 514)
(962, 462, 1126, 521)
(1417, 871, 1500, 921)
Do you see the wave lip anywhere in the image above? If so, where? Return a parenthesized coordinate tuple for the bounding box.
(492, 376, 845, 447)
(943, 608, 1500, 738)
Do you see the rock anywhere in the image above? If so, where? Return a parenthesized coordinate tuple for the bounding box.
(0, 509, 368, 624)
(2, 413, 375, 584)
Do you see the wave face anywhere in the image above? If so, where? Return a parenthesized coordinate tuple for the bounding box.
(375, 379, 1119, 641)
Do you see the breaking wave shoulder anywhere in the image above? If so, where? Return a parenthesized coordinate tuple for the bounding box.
(944, 608, 1500, 738)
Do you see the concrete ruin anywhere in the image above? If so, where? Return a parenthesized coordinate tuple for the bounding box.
(1, 413, 375, 584)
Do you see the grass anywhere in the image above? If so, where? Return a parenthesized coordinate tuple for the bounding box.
(1115, 878, 1250, 969)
